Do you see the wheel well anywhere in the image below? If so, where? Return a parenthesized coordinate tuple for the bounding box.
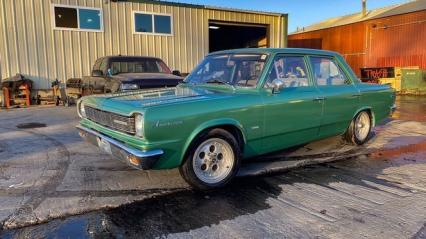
(182, 124, 245, 165)
(217, 125, 245, 149)
(198, 124, 245, 150)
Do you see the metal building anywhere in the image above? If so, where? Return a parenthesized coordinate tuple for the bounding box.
(288, 0, 426, 77)
(0, 0, 287, 90)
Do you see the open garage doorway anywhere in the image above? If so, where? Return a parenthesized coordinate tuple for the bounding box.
(208, 21, 268, 52)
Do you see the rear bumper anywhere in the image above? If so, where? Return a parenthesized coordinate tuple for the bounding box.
(77, 125, 163, 170)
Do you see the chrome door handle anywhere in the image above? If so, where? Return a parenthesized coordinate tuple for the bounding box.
(313, 97, 325, 101)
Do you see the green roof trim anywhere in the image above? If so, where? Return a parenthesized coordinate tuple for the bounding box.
(208, 47, 340, 57)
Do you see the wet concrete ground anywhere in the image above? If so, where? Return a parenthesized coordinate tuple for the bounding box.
(0, 96, 425, 238)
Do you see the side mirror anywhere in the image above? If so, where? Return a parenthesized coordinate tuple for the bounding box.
(172, 70, 181, 76)
(271, 79, 284, 94)
(92, 70, 103, 77)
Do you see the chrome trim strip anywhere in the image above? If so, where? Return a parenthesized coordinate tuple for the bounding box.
(76, 125, 163, 158)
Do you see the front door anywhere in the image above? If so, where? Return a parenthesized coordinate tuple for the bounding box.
(261, 55, 323, 154)
(308, 56, 360, 137)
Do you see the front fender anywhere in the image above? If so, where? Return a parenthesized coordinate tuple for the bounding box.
(180, 118, 246, 163)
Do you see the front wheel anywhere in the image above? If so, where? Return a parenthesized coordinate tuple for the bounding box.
(179, 129, 241, 190)
(344, 111, 372, 145)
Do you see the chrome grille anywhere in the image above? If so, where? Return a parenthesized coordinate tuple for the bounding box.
(84, 106, 135, 134)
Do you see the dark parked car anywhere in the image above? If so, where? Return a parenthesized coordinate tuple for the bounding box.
(66, 56, 183, 97)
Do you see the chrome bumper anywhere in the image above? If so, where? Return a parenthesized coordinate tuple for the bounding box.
(77, 125, 163, 170)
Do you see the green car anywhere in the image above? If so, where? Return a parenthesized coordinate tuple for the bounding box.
(77, 48, 396, 190)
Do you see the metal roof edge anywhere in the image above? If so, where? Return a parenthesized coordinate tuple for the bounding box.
(118, 0, 287, 17)
(289, 0, 424, 35)
(289, 8, 426, 35)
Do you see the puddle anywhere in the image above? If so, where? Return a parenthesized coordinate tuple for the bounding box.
(392, 96, 426, 122)
(2, 178, 279, 238)
(16, 122, 47, 129)
(0, 217, 89, 239)
(370, 141, 426, 159)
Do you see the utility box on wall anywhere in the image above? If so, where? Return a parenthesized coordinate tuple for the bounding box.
(401, 68, 426, 95)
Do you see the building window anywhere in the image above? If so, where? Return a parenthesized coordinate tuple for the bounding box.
(134, 13, 153, 33)
(133, 11, 172, 35)
(52, 4, 103, 32)
(154, 15, 172, 34)
(54, 7, 78, 28)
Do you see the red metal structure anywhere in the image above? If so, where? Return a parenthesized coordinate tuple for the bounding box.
(2, 87, 11, 108)
(288, 1, 426, 77)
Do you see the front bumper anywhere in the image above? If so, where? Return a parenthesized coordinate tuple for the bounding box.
(77, 125, 163, 170)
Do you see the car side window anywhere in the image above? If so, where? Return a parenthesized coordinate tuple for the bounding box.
(265, 56, 309, 88)
(99, 58, 109, 75)
(309, 57, 352, 86)
(92, 58, 103, 72)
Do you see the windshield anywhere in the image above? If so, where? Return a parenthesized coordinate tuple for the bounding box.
(185, 53, 268, 87)
(110, 58, 171, 75)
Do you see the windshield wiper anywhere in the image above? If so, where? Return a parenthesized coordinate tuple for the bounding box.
(205, 79, 231, 85)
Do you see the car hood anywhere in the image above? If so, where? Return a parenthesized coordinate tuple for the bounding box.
(113, 73, 183, 81)
(82, 85, 232, 115)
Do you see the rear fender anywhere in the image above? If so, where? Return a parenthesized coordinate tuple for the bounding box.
(353, 106, 375, 127)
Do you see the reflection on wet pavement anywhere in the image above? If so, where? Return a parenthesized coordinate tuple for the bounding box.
(392, 96, 426, 122)
(5, 143, 426, 239)
(370, 140, 426, 159)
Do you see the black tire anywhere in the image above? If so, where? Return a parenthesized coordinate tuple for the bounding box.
(179, 128, 242, 191)
(344, 111, 372, 145)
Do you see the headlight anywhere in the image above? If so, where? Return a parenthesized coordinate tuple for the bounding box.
(135, 113, 144, 137)
(78, 101, 86, 118)
(121, 83, 139, 90)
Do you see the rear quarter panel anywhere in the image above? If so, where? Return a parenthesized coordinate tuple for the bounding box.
(357, 83, 395, 125)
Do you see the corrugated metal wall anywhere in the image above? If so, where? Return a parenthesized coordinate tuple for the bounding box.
(0, 0, 287, 89)
(288, 10, 426, 77)
(367, 10, 426, 69)
(288, 21, 368, 76)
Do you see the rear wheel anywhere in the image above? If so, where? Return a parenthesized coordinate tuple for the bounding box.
(345, 111, 372, 145)
(179, 129, 241, 190)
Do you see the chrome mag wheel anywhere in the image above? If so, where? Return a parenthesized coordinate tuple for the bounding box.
(355, 111, 371, 141)
(192, 138, 235, 184)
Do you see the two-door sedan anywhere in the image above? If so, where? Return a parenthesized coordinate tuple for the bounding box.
(77, 48, 396, 190)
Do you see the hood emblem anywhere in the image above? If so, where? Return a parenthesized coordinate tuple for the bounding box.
(155, 120, 183, 127)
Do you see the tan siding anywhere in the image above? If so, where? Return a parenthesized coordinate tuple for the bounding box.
(0, 0, 9, 78)
(0, 0, 287, 89)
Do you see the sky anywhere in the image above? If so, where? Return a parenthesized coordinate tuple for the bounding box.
(171, 0, 409, 32)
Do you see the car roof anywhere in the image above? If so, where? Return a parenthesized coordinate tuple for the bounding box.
(103, 55, 164, 61)
(208, 48, 340, 57)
